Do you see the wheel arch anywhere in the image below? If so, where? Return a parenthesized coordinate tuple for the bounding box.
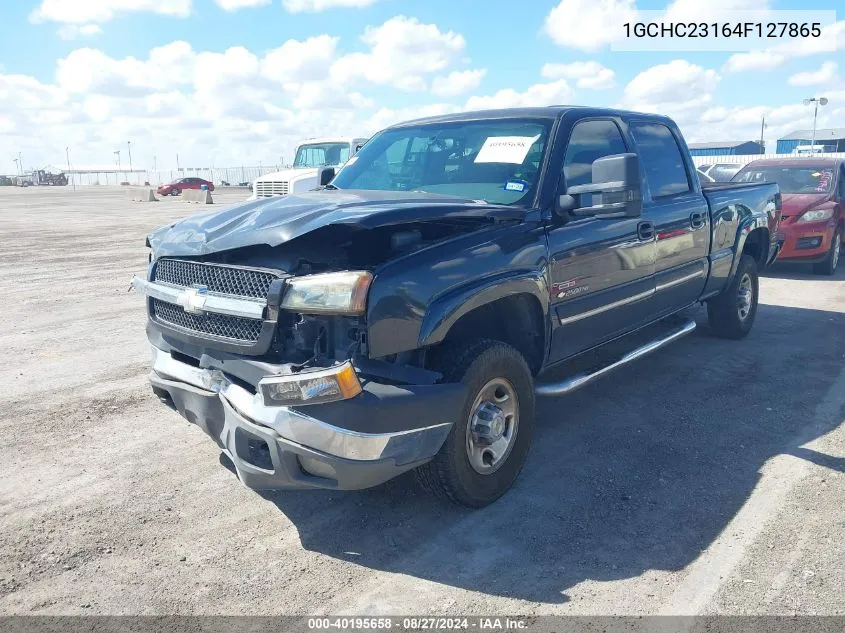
(418, 273, 549, 376)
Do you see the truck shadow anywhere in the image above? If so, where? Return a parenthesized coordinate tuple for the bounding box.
(762, 261, 845, 281)
(255, 302, 845, 605)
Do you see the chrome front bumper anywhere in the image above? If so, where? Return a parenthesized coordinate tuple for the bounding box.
(149, 346, 453, 490)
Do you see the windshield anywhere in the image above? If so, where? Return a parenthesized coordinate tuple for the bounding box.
(733, 166, 835, 194)
(293, 143, 351, 168)
(331, 119, 551, 205)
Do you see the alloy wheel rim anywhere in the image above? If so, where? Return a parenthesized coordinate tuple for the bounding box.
(737, 273, 753, 321)
(465, 378, 519, 475)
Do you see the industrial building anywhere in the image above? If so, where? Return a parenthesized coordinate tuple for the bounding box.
(687, 141, 764, 157)
(776, 128, 845, 154)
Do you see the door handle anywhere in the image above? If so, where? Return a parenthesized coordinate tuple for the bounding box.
(690, 211, 706, 229)
(637, 221, 655, 241)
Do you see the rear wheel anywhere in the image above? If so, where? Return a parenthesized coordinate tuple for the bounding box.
(707, 253, 759, 339)
(813, 227, 841, 276)
(415, 339, 535, 507)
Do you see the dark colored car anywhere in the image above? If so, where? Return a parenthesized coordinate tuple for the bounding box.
(733, 158, 843, 274)
(133, 107, 781, 507)
(157, 177, 215, 197)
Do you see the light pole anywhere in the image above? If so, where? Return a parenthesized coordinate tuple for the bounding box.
(18, 152, 23, 175)
(127, 141, 133, 179)
(65, 147, 76, 192)
(13, 158, 20, 176)
(802, 97, 828, 152)
(114, 150, 121, 170)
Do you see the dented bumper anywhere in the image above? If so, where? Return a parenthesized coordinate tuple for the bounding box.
(148, 346, 465, 491)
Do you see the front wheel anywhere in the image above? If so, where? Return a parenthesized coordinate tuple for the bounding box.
(813, 227, 841, 276)
(415, 339, 535, 507)
(707, 253, 759, 339)
(171, 189, 180, 196)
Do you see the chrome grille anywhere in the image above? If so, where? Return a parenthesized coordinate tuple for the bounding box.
(152, 299, 263, 342)
(255, 180, 289, 198)
(150, 259, 281, 346)
(154, 259, 276, 299)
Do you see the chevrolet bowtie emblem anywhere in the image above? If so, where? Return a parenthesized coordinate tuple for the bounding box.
(178, 284, 209, 315)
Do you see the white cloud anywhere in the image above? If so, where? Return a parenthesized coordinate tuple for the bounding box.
(282, 0, 381, 12)
(541, 61, 615, 89)
(725, 20, 845, 73)
(788, 61, 839, 87)
(57, 24, 102, 40)
(722, 51, 786, 73)
(623, 60, 720, 106)
(544, 0, 637, 52)
(465, 80, 573, 110)
(330, 16, 465, 91)
(431, 69, 486, 97)
(213, 0, 270, 9)
(262, 35, 339, 84)
(30, 0, 191, 24)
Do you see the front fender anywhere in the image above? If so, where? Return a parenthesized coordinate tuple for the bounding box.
(417, 271, 549, 348)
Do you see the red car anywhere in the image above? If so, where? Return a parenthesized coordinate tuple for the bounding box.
(733, 158, 843, 275)
(157, 177, 215, 197)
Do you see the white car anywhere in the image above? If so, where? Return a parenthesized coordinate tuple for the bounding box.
(248, 137, 368, 200)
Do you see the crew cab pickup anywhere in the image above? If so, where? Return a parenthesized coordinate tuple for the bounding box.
(133, 107, 781, 507)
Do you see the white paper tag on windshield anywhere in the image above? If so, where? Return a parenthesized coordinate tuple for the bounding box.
(474, 135, 540, 164)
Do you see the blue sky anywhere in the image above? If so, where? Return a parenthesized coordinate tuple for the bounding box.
(0, 0, 842, 171)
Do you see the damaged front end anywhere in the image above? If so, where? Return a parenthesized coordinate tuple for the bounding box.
(133, 203, 492, 490)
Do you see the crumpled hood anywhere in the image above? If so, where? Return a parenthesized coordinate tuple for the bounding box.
(781, 193, 830, 216)
(147, 189, 517, 258)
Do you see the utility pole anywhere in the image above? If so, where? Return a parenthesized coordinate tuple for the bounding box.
(802, 97, 828, 151)
(65, 146, 76, 192)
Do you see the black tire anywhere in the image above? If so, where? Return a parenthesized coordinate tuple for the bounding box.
(707, 253, 759, 339)
(415, 339, 535, 507)
(812, 227, 842, 276)
(171, 189, 180, 196)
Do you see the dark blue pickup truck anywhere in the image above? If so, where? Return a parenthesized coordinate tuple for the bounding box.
(133, 107, 781, 507)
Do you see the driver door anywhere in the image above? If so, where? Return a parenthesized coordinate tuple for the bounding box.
(547, 118, 657, 362)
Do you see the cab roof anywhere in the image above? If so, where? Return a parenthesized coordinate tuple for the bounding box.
(388, 106, 674, 128)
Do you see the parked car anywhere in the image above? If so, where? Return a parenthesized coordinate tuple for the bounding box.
(733, 158, 843, 274)
(133, 107, 781, 507)
(699, 163, 744, 182)
(157, 177, 214, 197)
(249, 137, 368, 200)
(697, 168, 715, 184)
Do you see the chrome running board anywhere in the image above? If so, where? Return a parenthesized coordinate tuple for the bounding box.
(535, 318, 697, 396)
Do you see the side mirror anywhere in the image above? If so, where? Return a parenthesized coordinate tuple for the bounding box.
(319, 167, 336, 186)
(557, 153, 642, 219)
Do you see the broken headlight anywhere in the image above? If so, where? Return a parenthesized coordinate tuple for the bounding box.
(259, 361, 362, 406)
(281, 271, 372, 315)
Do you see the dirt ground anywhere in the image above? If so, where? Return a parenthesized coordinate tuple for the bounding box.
(1, 186, 843, 615)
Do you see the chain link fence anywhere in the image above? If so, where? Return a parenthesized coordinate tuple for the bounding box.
(65, 165, 288, 187)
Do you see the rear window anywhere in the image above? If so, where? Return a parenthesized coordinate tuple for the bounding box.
(630, 122, 691, 197)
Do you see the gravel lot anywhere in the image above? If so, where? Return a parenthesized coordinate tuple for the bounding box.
(1, 186, 843, 615)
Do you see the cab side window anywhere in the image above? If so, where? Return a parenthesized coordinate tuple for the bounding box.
(629, 122, 691, 198)
(563, 120, 627, 206)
